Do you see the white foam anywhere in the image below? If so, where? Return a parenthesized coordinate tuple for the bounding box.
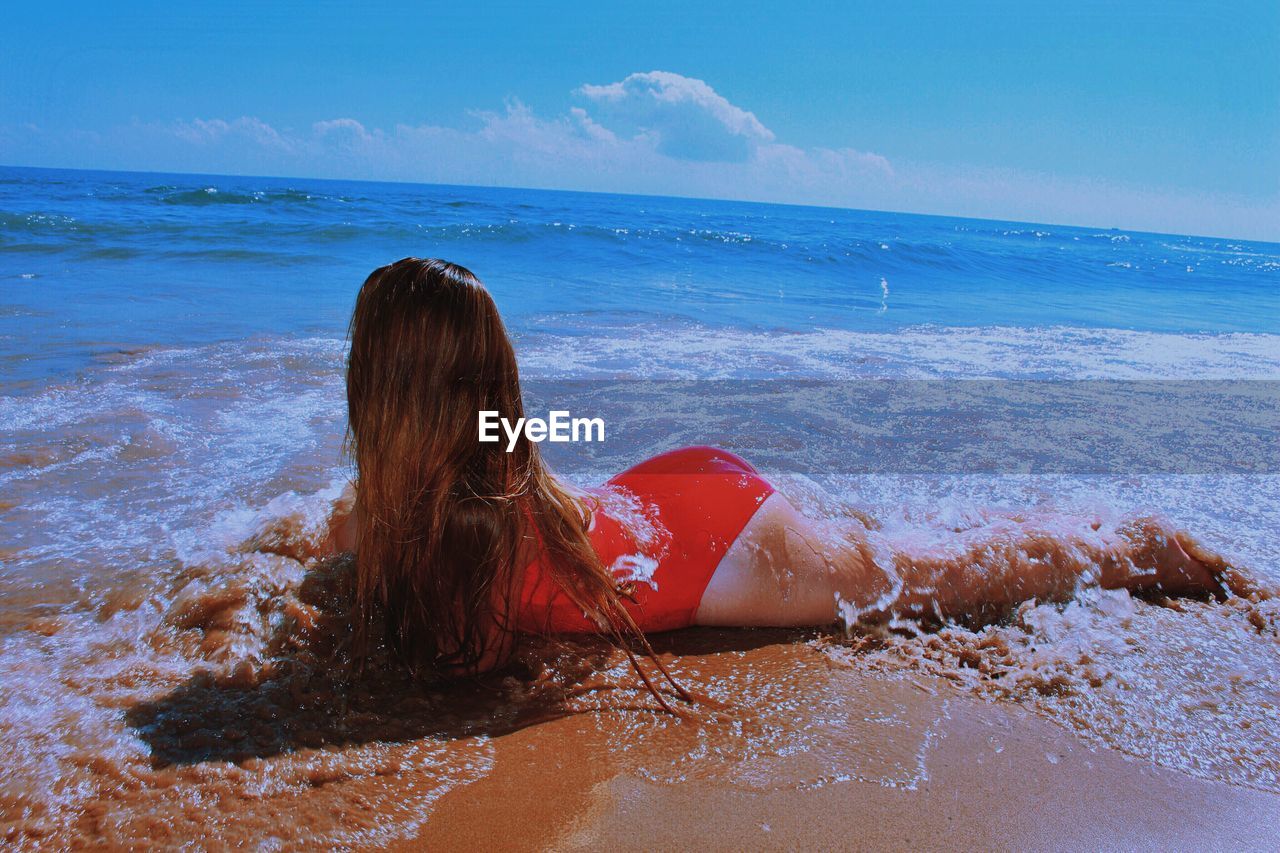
(610, 554, 660, 591)
(517, 324, 1280, 380)
(1, 325, 1277, 837)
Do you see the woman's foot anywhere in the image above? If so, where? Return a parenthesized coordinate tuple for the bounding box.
(1118, 517, 1225, 598)
(1173, 531, 1269, 600)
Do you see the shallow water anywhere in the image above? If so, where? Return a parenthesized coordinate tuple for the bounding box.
(1, 166, 1279, 846)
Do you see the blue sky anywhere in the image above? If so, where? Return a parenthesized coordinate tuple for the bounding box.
(2, 1, 1277, 239)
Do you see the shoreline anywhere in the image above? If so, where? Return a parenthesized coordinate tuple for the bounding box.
(3, 584, 1277, 847)
(408, 636, 1278, 851)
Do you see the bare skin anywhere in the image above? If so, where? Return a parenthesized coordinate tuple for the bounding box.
(318, 484, 1257, 664)
(321, 485, 359, 555)
(696, 492, 1253, 630)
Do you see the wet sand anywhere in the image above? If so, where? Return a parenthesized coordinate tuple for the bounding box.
(413, 638, 1278, 852)
(4, 458, 1278, 849)
(3, 562, 1277, 849)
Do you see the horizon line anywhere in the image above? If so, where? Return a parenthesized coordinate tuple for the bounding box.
(2, 160, 1275, 247)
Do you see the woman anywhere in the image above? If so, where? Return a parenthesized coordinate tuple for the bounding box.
(327, 257, 1244, 694)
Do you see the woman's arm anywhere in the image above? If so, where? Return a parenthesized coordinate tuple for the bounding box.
(240, 481, 358, 562)
(319, 482, 359, 555)
(695, 493, 1245, 630)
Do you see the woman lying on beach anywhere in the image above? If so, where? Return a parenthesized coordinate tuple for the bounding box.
(326, 257, 1247, 696)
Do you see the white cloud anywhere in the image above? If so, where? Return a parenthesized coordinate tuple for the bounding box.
(1, 70, 1274, 240)
(171, 117, 293, 152)
(312, 118, 375, 143)
(568, 107, 616, 144)
(577, 70, 773, 162)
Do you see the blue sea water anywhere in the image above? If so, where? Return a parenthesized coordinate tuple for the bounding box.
(3, 162, 1279, 566)
(2, 166, 1278, 387)
(2, 163, 1279, 581)
(2, 165, 1280, 839)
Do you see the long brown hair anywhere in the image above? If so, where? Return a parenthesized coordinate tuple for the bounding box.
(346, 258, 686, 706)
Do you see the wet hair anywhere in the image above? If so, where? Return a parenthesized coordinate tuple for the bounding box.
(346, 258, 685, 705)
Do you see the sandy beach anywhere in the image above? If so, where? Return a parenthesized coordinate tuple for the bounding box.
(415, 634, 1280, 851)
(11, 582, 1277, 850)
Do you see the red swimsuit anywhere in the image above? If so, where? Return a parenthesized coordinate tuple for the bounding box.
(518, 446, 775, 634)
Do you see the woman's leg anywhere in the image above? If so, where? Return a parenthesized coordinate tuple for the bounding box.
(695, 493, 1250, 629)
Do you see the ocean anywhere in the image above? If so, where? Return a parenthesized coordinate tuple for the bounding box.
(1, 165, 1278, 846)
